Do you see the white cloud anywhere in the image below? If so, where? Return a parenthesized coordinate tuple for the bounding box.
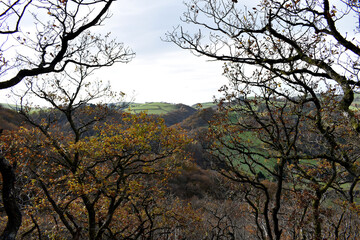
(89, 0, 230, 105)
(97, 49, 228, 105)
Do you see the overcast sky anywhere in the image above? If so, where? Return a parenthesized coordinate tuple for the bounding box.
(94, 0, 228, 105)
(0, 0, 228, 106)
(106, 0, 356, 105)
(2, 0, 355, 106)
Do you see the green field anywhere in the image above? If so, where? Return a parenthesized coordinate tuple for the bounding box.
(192, 102, 217, 109)
(126, 102, 180, 115)
(352, 93, 360, 106)
(0, 103, 18, 109)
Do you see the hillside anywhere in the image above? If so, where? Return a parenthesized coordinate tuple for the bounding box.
(124, 102, 200, 126)
(160, 104, 197, 126)
(179, 107, 216, 130)
(0, 105, 25, 131)
(0, 102, 216, 131)
(126, 102, 180, 114)
(123, 102, 220, 128)
(191, 102, 217, 109)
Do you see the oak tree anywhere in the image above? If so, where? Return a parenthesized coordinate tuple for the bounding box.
(0, 1, 133, 238)
(1, 66, 192, 239)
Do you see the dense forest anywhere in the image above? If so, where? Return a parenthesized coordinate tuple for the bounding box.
(1, 0, 360, 239)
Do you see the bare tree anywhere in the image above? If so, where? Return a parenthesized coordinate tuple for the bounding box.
(206, 90, 360, 239)
(0, 0, 32, 34)
(167, 0, 360, 239)
(0, 0, 132, 89)
(167, 0, 360, 131)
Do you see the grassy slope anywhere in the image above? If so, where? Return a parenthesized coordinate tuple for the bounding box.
(0, 103, 18, 110)
(192, 102, 217, 109)
(353, 93, 360, 106)
(127, 102, 186, 115)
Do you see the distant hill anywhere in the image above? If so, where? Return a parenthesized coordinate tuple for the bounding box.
(124, 102, 201, 126)
(0, 105, 25, 131)
(161, 104, 197, 126)
(0, 101, 218, 131)
(179, 107, 217, 130)
(0, 103, 18, 110)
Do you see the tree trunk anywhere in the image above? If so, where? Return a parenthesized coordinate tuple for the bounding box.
(312, 191, 322, 240)
(0, 154, 22, 240)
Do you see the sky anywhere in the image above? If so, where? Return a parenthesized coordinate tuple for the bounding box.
(103, 0, 356, 105)
(1, 0, 356, 106)
(83, 0, 228, 105)
(0, 0, 228, 106)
